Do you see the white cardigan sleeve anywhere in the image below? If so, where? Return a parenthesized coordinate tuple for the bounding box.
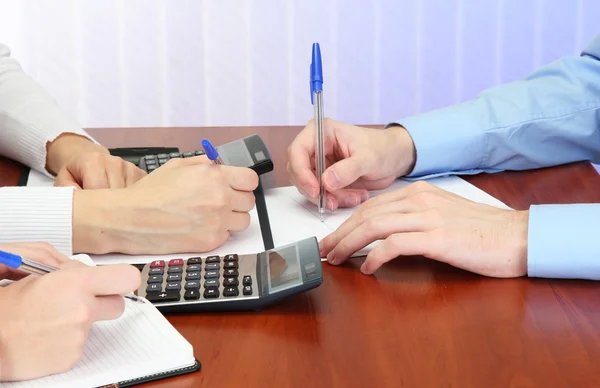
(0, 42, 94, 176)
(0, 42, 93, 255)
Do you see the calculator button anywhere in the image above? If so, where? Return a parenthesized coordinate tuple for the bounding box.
(150, 260, 165, 268)
(205, 263, 220, 271)
(195, 150, 206, 156)
(187, 257, 202, 265)
(185, 281, 200, 290)
(158, 158, 168, 166)
(204, 270, 219, 279)
(169, 152, 181, 158)
(186, 264, 201, 272)
(146, 283, 162, 293)
(169, 259, 184, 267)
(242, 275, 252, 286)
(223, 277, 239, 287)
(145, 159, 157, 166)
(167, 274, 182, 282)
(146, 291, 180, 303)
(205, 256, 220, 264)
(148, 275, 163, 284)
(157, 153, 169, 159)
(185, 272, 200, 281)
(184, 289, 200, 300)
(182, 151, 194, 158)
(223, 287, 239, 297)
(144, 155, 156, 160)
(243, 285, 252, 295)
(224, 261, 238, 270)
(204, 279, 219, 288)
(166, 282, 181, 292)
(203, 287, 219, 298)
(224, 254, 239, 262)
(147, 165, 157, 173)
(149, 267, 164, 275)
(223, 269, 239, 277)
(167, 266, 182, 274)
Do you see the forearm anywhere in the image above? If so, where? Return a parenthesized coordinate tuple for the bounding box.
(0, 187, 74, 256)
(392, 35, 600, 178)
(0, 43, 95, 176)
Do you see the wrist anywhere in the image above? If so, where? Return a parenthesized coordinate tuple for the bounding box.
(385, 125, 416, 177)
(72, 189, 129, 254)
(46, 134, 107, 175)
(508, 210, 529, 276)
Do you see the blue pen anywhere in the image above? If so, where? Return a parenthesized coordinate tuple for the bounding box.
(201, 139, 224, 165)
(0, 250, 144, 303)
(311, 42, 325, 221)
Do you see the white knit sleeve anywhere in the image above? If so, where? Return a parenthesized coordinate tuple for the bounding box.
(0, 187, 74, 256)
(0, 42, 95, 177)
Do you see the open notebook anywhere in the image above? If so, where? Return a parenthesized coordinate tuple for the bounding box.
(0, 256, 199, 388)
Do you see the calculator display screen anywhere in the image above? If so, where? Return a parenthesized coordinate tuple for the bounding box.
(267, 244, 302, 293)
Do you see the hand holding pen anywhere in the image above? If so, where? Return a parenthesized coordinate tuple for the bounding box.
(0, 243, 142, 381)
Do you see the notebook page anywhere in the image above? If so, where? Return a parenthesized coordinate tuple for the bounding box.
(0, 299, 194, 388)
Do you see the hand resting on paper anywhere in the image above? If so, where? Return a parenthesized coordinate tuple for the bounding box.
(0, 259, 141, 382)
(319, 181, 529, 278)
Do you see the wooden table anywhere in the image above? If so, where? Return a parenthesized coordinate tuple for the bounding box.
(2, 126, 600, 388)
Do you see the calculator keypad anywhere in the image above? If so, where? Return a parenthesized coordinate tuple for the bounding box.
(139, 150, 206, 173)
(141, 253, 257, 304)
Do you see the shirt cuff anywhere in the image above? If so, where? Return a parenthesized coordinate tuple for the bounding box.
(387, 98, 490, 178)
(0, 187, 74, 256)
(528, 204, 600, 280)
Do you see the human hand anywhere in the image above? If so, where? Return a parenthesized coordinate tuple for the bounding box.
(0, 242, 69, 281)
(0, 262, 141, 381)
(320, 181, 529, 278)
(47, 133, 146, 189)
(287, 118, 416, 211)
(72, 156, 259, 254)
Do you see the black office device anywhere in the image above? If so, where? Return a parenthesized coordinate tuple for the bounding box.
(108, 147, 180, 167)
(136, 237, 323, 313)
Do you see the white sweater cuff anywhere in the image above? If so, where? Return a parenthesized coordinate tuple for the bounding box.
(0, 187, 73, 256)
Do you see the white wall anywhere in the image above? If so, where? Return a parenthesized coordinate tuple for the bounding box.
(0, 0, 598, 128)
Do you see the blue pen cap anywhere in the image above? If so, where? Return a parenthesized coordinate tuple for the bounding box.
(201, 139, 219, 161)
(310, 42, 323, 105)
(0, 250, 23, 269)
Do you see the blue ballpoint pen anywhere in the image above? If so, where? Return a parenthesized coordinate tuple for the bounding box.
(201, 138, 224, 165)
(311, 42, 325, 221)
(0, 250, 144, 303)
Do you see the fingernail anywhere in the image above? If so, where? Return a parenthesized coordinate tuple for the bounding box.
(342, 194, 360, 208)
(360, 191, 369, 202)
(360, 263, 368, 274)
(304, 185, 317, 198)
(326, 198, 335, 211)
(327, 252, 336, 265)
(324, 170, 341, 189)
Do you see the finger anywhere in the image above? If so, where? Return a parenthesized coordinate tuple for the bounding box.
(322, 153, 372, 192)
(320, 200, 417, 256)
(91, 295, 126, 322)
(287, 123, 320, 198)
(361, 232, 430, 275)
(226, 212, 252, 232)
(80, 165, 111, 189)
(78, 264, 141, 296)
(107, 165, 127, 189)
(327, 213, 428, 265)
(361, 181, 438, 209)
(2, 242, 70, 266)
(54, 170, 82, 189)
(329, 189, 369, 209)
(223, 166, 259, 191)
(229, 191, 256, 212)
(345, 176, 398, 191)
(163, 155, 211, 169)
(125, 165, 147, 186)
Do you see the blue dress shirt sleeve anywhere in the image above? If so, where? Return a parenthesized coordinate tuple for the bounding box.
(389, 34, 600, 280)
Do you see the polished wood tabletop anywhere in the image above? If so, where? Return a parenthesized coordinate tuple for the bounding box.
(2, 126, 600, 388)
